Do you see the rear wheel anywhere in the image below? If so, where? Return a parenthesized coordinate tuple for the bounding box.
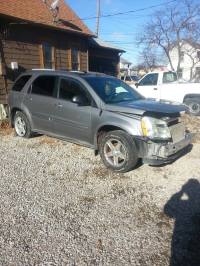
(184, 98, 200, 116)
(99, 130, 138, 173)
(14, 111, 32, 138)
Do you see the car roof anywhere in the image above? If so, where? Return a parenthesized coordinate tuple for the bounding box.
(22, 69, 113, 79)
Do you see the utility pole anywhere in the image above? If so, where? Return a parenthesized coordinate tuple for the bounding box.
(96, 0, 101, 37)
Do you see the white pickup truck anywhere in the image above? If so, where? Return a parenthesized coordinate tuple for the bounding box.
(131, 71, 200, 115)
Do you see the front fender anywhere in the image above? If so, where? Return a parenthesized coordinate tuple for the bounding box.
(20, 104, 34, 129)
(93, 118, 142, 149)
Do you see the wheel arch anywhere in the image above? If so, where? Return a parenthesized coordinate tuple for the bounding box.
(10, 107, 33, 128)
(10, 107, 23, 127)
(183, 94, 200, 102)
(94, 124, 131, 150)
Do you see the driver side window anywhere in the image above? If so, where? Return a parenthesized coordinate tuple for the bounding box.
(139, 73, 158, 86)
(59, 78, 90, 104)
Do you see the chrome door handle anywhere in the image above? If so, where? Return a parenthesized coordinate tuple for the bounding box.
(57, 103, 63, 108)
(154, 88, 158, 90)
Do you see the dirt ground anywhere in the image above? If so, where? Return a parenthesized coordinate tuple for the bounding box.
(0, 115, 200, 265)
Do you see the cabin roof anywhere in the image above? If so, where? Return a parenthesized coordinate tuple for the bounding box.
(0, 0, 94, 36)
(89, 37, 125, 52)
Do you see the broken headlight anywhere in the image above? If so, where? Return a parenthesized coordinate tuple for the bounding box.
(141, 116, 171, 140)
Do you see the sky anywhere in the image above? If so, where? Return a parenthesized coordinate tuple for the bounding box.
(65, 0, 180, 65)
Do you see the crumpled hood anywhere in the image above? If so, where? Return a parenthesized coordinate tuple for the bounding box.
(103, 99, 187, 116)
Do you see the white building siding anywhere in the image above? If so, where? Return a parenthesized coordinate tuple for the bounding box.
(168, 43, 200, 81)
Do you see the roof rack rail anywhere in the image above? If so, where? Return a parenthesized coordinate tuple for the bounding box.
(69, 70, 88, 74)
(32, 68, 55, 71)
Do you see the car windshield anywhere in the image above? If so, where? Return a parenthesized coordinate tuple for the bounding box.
(84, 76, 144, 104)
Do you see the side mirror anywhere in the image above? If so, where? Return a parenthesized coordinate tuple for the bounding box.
(72, 95, 88, 105)
(135, 82, 139, 88)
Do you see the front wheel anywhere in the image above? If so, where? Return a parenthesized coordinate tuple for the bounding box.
(99, 130, 138, 173)
(184, 98, 200, 116)
(14, 111, 32, 138)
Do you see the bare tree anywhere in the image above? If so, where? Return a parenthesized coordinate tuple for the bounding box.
(138, 48, 159, 72)
(139, 0, 200, 75)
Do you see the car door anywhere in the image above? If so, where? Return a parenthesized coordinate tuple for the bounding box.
(52, 77, 92, 143)
(22, 75, 58, 132)
(160, 72, 181, 102)
(136, 73, 160, 99)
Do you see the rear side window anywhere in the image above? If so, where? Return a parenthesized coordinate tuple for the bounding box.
(31, 75, 57, 97)
(163, 72, 177, 83)
(12, 75, 31, 92)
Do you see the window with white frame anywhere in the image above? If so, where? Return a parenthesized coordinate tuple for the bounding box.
(42, 43, 55, 69)
(178, 68, 183, 79)
(196, 67, 200, 76)
(180, 51, 184, 62)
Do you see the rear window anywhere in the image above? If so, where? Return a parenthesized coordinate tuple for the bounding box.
(31, 75, 57, 97)
(12, 75, 31, 92)
(163, 72, 177, 83)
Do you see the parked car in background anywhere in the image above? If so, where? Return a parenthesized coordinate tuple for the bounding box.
(121, 75, 140, 85)
(9, 70, 191, 172)
(131, 71, 200, 115)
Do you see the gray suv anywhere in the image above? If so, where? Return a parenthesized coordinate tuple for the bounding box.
(9, 70, 191, 172)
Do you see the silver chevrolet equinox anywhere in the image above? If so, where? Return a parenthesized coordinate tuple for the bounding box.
(8, 70, 192, 172)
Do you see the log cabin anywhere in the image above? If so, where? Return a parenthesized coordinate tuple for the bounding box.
(0, 0, 123, 117)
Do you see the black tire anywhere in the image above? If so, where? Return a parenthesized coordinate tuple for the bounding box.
(184, 98, 200, 116)
(99, 130, 138, 173)
(14, 111, 32, 138)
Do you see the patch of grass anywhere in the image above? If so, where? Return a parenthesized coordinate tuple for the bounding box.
(192, 133, 200, 144)
(83, 166, 112, 180)
(79, 196, 96, 204)
(38, 136, 59, 145)
(0, 120, 13, 135)
(181, 115, 200, 144)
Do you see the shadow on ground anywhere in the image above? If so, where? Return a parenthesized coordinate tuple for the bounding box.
(164, 179, 200, 266)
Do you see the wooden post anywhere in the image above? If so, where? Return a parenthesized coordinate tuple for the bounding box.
(0, 30, 8, 119)
(0, 37, 7, 93)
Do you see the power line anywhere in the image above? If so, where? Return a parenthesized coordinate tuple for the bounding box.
(105, 41, 137, 44)
(68, 0, 177, 22)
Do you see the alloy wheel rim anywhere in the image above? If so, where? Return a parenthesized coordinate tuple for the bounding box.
(104, 138, 127, 167)
(189, 102, 200, 114)
(15, 117, 26, 137)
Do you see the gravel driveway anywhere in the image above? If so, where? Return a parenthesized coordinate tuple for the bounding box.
(0, 116, 200, 265)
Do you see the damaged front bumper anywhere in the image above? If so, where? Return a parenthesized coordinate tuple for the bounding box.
(135, 132, 192, 165)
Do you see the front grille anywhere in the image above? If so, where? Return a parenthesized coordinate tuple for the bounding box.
(169, 122, 186, 143)
(167, 118, 179, 127)
(162, 117, 185, 143)
(162, 117, 180, 127)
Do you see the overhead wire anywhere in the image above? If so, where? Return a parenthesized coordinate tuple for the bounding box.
(94, 1, 178, 58)
(68, 0, 178, 22)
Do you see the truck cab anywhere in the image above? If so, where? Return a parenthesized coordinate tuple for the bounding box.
(132, 71, 200, 115)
